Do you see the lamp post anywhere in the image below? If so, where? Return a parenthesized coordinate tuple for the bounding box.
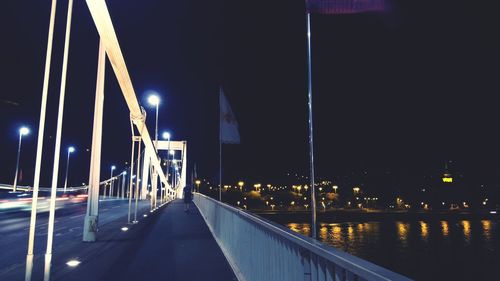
(195, 180, 201, 193)
(63, 146, 75, 193)
(162, 132, 171, 199)
(148, 94, 160, 207)
(110, 165, 116, 197)
(162, 132, 171, 188)
(13, 127, 30, 192)
(121, 171, 127, 199)
(169, 150, 175, 187)
(147, 94, 160, 150)
(173, 165, 179, 188)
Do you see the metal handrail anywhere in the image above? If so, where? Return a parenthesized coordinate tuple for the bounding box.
(194, 193, 413, 281)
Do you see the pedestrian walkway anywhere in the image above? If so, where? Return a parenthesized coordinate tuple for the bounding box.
(55, 200, 237, 281)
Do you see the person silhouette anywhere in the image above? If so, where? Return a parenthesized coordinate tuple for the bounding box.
(183, 184, 193, 212)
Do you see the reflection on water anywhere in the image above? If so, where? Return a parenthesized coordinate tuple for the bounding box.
(482, 220, 492, 241)
(397, 222, 409, 245)
(461, 220, 471, 242)
(420, 221, 429, 241)
(441, 221, 449, 237)
(286, 219, 499, 280)
(288, 223, 310, 237)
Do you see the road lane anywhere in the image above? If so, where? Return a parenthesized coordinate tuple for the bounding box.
(0, 198, 152, 278)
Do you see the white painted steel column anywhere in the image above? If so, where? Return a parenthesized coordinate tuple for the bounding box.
(44, 0, 74, 279)
(83, 39, 106, 242)
(134, 140, 142, 222)
(127, 136, 137, 223)
(141, 150, 150, 200)
(25, 1, 57, 279)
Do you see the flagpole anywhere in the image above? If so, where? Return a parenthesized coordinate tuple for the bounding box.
(219, 88, 223, 202)
(306, 12, 317, 239)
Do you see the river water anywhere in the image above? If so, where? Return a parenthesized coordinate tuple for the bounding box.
(286, 219, 499, 280)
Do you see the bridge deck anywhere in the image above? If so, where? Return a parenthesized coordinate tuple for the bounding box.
(55, 200, 236, 281)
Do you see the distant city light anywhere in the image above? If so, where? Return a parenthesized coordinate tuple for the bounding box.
(121, 227, 129, 232)
(442, 173, 453, 183)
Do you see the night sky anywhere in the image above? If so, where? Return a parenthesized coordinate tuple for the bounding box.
(1, 1, 499, 194)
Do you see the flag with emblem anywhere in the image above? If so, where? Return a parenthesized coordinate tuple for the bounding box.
(219, 88, 240, 144)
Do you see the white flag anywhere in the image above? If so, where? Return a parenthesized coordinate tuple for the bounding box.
(220, 88, 240, 144)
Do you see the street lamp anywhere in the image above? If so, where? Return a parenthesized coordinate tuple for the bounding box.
(169, 149, 175, 187)
(333, 185, 338, 193)
(147, 93, 160, 151)
(13, 126, 30, 192)
(63, 146, 75, 193)
(238, 181, 244, 191)
(162, 131, 170, 140)
(195, 179, 201, 193)
(121, 170, 127, 199)
(163, 131, 171, 189)
(109, 165, 116, 197)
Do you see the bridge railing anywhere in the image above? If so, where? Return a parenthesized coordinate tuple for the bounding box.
(194, 193, 412, 281)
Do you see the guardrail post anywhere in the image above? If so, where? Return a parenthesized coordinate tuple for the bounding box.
(301, 250, 312, 281)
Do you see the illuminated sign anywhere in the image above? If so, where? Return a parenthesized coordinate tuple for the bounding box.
(442, 173, 453, 183)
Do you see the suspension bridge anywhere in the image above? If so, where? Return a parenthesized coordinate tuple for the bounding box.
(0, 1, 412, 280)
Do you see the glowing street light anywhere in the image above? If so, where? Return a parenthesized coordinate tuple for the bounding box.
(13, 126, 30, 192)
(63, 146, 76, 193)
(238, 181, 244, 191)
(353, 187, 360, 194)
(333, 185, 338, 193)
(147, 94, 160, 106)
(195, 179, 201, 192)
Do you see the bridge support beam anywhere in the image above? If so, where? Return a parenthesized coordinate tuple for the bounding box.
(141, 150, 150, 200)
(83, 39, 106, 242)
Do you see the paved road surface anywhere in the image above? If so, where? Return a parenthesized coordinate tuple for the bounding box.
(0, 199, 236, 281)
(0, 198, 151, 280)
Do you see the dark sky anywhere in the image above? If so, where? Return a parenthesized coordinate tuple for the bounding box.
(1, 0, 499, 189)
